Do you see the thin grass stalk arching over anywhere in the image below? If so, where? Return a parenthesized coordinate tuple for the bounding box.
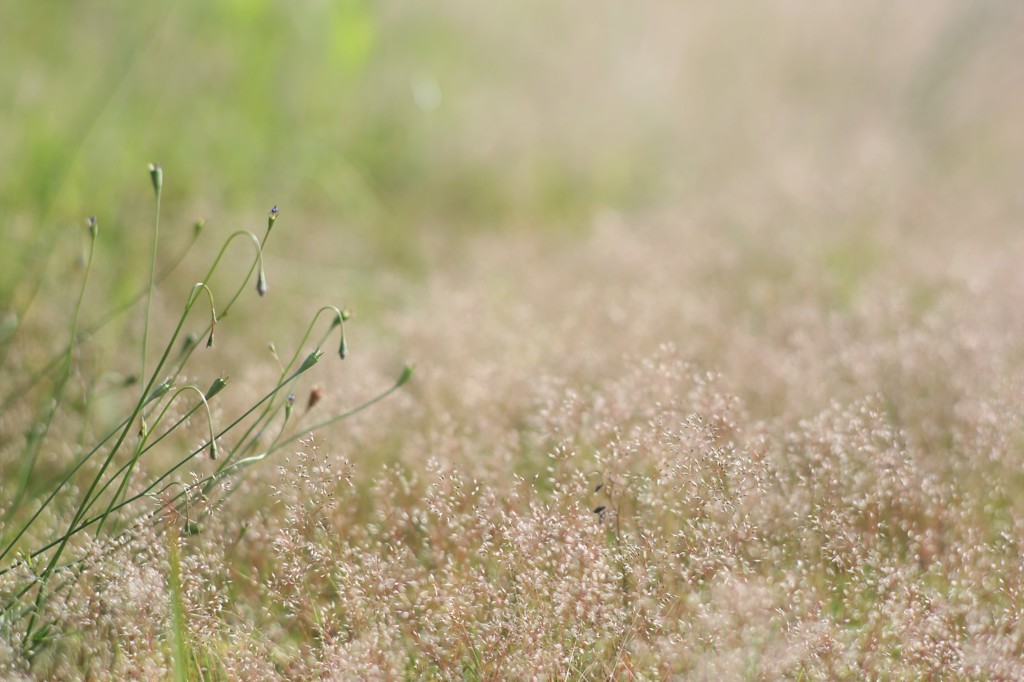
(0, 381, 177, 569)
(94, 383, 219, 536)
(2, 167, 410, 652)
(0, 353, 415, 619)
(23, 274, 221, 631)
(0, 353, 318, 590)
(216, 305, 349, 468)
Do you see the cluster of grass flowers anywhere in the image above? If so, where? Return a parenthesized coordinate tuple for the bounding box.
(0, 167, 410, 675)
(2, 3, 1024, 679)
(4, 204, 1024, 678)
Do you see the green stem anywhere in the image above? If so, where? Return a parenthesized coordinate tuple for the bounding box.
(1, 356, 320, 586)
(216, 309, 342, 471)
(141, 166, 162, 396)
(23, 275, 214, 636)
(95, 384, 217, 536)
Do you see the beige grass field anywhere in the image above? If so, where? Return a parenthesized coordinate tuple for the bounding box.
(2, 2, 1024, 679)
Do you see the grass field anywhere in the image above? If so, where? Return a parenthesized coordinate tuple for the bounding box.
(3, 2, 1024, 679)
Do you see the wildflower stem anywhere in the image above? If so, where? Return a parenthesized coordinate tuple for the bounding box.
(208, 309, 342, 471)
(142, 164, 162, 400)
(1, 359, 322, 579)
(21, 276, 219, 633)
(200, 230, 266, 318)
(94, 385, 217, 536)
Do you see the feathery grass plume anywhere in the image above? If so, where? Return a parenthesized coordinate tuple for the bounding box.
(6, 4, 1024, 677)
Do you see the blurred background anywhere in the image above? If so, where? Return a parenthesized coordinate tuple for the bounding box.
(5, 4, 1024, 675)
(1, 0, 1023, 349)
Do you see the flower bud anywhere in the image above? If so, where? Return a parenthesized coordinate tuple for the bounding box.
(256, 266, 268, 297)
(180, 333, 199, 355)
(299, 348, 323, 372)
(205, 375, 229, 399)
(147, 378, 174, 403)
(149, 163, 163, 195)
(307, 386, 323, 410)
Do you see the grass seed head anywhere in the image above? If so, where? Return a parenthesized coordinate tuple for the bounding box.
(148, 163, 162, 194)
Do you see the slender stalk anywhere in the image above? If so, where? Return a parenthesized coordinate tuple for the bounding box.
(197, 230, 266, 318)
(3, 364, 409, 582)
(0, 10, 153, 372)
(24, 271, 215, 638)
(167, 524, 190, 681)
(215, 308, 343, 471)
(78, 377, 227, 524)
(1, 354, 322, 587)
(95, 385, 218, 535)
(141, 164, 163, 394)
(1, 410, 134, 564)
(245, 364, 413, 465)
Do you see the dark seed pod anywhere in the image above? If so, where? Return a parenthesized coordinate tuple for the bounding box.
(307, 386, 323, 410)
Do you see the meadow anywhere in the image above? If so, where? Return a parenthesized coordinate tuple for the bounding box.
(2, 2, 1024, 679)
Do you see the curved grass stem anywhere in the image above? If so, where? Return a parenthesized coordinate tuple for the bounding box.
(94, 384, 217, 536)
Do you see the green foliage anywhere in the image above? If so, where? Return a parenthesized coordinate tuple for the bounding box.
(0, 167, 410, 656)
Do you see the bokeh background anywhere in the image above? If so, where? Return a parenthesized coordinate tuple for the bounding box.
(4, 1, 1022, 301)
(4, 0, 1024, 461)
(5, 2, 1024, 677)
